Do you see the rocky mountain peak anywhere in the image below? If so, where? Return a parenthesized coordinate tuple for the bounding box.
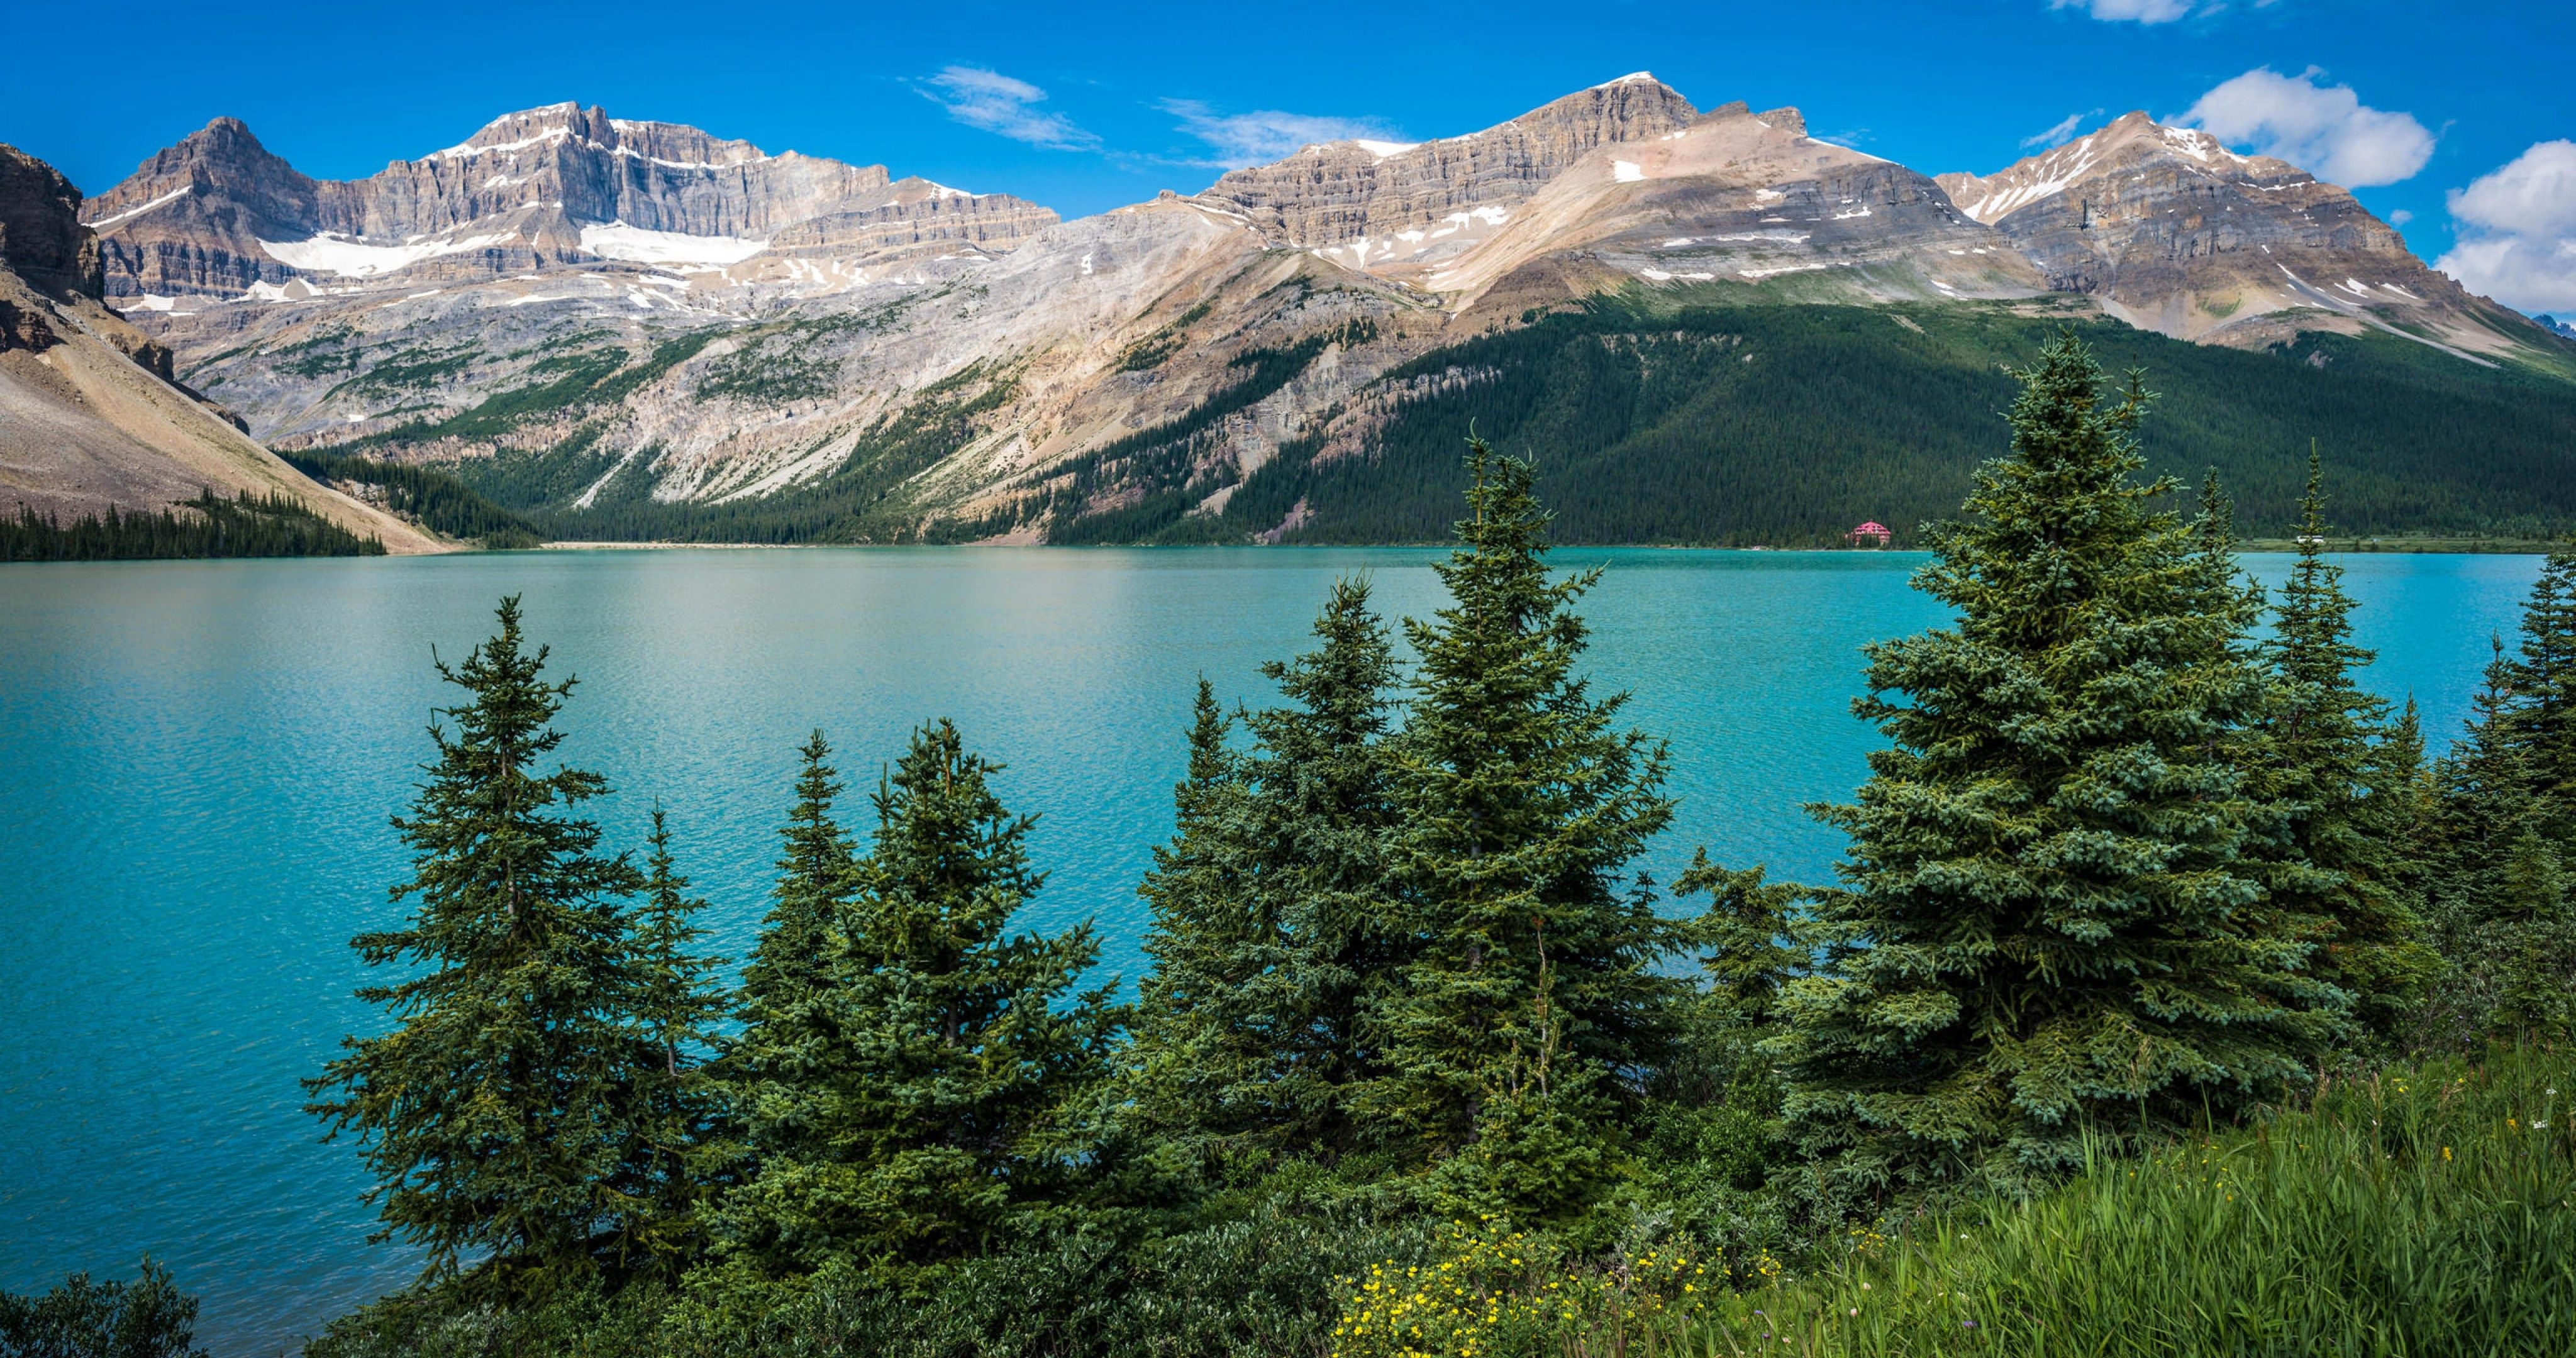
(1195, 74, 1698, 251)
(1, 143, 104, 299)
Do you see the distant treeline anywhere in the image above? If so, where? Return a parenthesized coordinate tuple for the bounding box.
(0, 490, 384, 562)
(280, 450, 543, 548)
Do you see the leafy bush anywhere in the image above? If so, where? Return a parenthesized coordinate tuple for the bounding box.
(0, 1259, 206, 1358)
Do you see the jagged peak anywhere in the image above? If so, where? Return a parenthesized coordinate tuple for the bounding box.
(1592, 71, 1660, 89)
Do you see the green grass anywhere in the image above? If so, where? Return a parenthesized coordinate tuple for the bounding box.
(1667, 1049, 2576, 1358)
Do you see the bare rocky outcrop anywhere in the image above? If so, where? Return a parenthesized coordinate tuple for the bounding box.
(1936, 112, 2543, 355)
(1198, 74, 1699, 251)
(80, 105, 1060, 301)
(1, 144, 105, 299)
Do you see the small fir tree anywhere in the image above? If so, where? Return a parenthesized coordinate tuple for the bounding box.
(1777, 334, 2328, 1191)
(1361, 441, 1684, 1221)
(611, 807, 736, 1278)
(728, 720, 1121, 1278)
(305, 597, 651, 1301)
(1128, 582, 1406, 1169)
(2253, 456, 2436, 1049)
(739, 732, 855, 1014)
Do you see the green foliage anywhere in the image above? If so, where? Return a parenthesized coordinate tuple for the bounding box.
(723, 721, 1123, 1281)
(303, 597, 660, 1303)
(2247, 453, 2440, 1049)
(623, 808, 739, 1279)
(2414, 546, 2576, 1045)
(1209, 299, 2576, 546)
(280, 450, 543, 547)
(1126, 579, 1405, 1170)
(1672, 1049, 2576, 1358)
(1779, 332, 2334, 1194)
(1358, 442, 1685, 1223)
(1, 490, 384, 561)
(0, 1260, 206, 1358)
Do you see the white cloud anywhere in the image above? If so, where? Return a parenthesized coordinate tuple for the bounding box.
(1161, 100, 1402, 170)
(2052, 0, 2196, 23)
(916, 67, 1100, 152)
(2021, 111, 2099, 150)
(2436, 140, 2576, 314)
(2387, 208, 2414, 226)
(2180, 67, 2433, 187)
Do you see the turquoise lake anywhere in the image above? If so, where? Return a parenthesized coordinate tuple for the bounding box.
(0, 546, 2546, 1354)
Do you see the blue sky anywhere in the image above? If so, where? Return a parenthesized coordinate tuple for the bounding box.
(14, 0, 2573, 311)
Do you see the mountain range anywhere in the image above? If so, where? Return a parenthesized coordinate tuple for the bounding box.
(16, 74, 2576, 546)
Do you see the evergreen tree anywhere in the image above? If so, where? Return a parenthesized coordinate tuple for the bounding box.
(2253, 456, 2436, 1049)
(1777, 334, 2329, 1192)
(740, 732, 855, 1014)
(1675, 852, 1805, 1036)
(304, 597, 650, 1301)
(1127, 682, 1271, 1165)
(2506, 548, 2576, 827)
(2418, 550, 2576, 1043)
(1127, 582, 1404, 1168)
(1359, 441, 1684, 1220)
(612, 807, 736, 1278)
(728, 720, 1121, 1279)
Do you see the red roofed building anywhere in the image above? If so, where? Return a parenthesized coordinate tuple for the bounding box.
(1847, 521, 1893, 548)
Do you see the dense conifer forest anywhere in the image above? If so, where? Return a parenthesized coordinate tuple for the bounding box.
(0, 490, 384, 562)
(278, 451, 543, 549)
(11, 333, 2576, 1357)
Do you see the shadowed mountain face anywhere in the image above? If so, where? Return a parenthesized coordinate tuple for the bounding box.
(65, 82, 2575, 546)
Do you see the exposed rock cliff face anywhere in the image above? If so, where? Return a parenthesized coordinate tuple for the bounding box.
(1936, 112, 2533, 355)
(80, 104, 1060, 300)
(1, 145, 105, 299)
(1201, 74, 1700, 250)
(1363, 101, 2043, 313)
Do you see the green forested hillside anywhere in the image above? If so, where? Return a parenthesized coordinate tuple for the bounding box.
(1197, 297, 2576, 546)
(326, 293, 2576, 548)
(280, 450, 542, 548)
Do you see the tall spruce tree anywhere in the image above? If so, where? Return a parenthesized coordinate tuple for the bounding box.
(1127, 682, 1272, 1164)
(306, 597, 652, 1301)
(1777, 334, 2328, 1191)
(612, 807, 735, 1278)
(2253, 456, 2436, 1049)
(1128, 582, 1404, 1168)
(2419, 550, 2576, 1042)
(1359, 441, 1684, 1220)
(740, 732, 855, 1013)
(728, 720, 1120, 1278)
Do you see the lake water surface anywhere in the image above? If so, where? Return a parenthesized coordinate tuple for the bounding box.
(0, 546, 2545, 1354)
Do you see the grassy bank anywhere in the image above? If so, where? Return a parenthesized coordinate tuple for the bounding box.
(1645, 1049, 2574, 1357)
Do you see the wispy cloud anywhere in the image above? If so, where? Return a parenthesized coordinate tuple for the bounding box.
(2021, 110, 2102, 150)
(916, 67, 1100, 152)
(1161, 100, 1404, 169)
(2051, 0, 2197, 23)
(2437, 140, 2576, 314)
(2179, 67, 2433, 186)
